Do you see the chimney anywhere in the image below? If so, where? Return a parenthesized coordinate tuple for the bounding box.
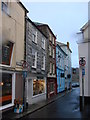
(67, 42, 69, 49)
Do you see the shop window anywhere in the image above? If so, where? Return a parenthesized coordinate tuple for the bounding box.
(0, 73, 12, 106)
(33, 79, 45, 96)
(50, 82, 54, 93)
(2, 41, 14, 66)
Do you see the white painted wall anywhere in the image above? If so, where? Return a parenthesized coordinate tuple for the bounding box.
(78, 42, 88, 96)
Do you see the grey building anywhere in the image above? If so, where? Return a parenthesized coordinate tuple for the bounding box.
(72, 67, 79, 83)
(25, 17, 47, 104)
(34, 23, 57, 98)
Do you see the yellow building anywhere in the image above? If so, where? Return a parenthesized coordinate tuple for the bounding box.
(0, 0, 28, 110)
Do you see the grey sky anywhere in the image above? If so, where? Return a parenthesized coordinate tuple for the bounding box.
(22, 1, 88, 67)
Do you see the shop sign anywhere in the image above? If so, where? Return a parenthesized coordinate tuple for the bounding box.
(22, 71, 27, 78)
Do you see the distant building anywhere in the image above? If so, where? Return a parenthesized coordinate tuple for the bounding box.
(56, 41, 67, 93)
(72, 68, 79, 83)
(25, 18, 47, 104)
(56, 42, 72, 90)
(0, 1, 28, 111)
(35, 22, 57, 98)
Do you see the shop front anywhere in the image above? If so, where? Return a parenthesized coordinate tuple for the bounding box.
(0, 71, 15, 111)
(47, 78, 57, 98)
(26, 76, 46, 104)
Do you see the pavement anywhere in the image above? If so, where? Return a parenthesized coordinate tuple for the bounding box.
(2, 89, 72, 120)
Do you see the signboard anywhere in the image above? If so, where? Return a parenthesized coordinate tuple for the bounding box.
(22, 71, 27, 78)
(82, 68, 85, 76)
(79, 57, 86, 66)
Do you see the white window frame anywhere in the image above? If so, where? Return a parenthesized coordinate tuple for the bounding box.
(1, 41, 14, 67)
(0, 71, 15, 111)
(53, 64, 55, 74)
(49, 63, 52, 74)
(49, 33, 52, 41)
(32, 30, 37, 44)
(49, 45, 52, 56)
(42, 56, 45, 70)
(53, 37, 55, 44)
(53, 49, 55, 58)
(32, 49, 37, 68)
(41, 38, 45, 49)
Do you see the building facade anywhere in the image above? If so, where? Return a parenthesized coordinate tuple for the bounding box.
(77, 21, 90, 109)
(56, 42, 67, 93)
(72, 67, 79, 83)
(57, 42, 72, 90)
(0, 1, 28, 110)
(35, 23, 57, 98)
(25, 18, 47, 104)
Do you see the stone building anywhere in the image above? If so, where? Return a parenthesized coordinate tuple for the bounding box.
(25, 18, 47, 104)
(35, 23, 57, 98)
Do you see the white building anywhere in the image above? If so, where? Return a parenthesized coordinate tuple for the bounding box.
(77, 21, 90, 109)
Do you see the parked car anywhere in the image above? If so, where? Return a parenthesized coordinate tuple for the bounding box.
(72, 82, 80, 87)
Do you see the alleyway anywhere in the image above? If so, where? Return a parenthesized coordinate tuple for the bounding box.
(20, 87, 83, 119)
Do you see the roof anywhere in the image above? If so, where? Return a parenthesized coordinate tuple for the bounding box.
(18, 1, 29, 13)
(26, 17, 47, 39)
(34, 22, 56, 39)
(56, 41, 72, 53)
(80, 20, 90, 31)
(56, 42, 67, 56)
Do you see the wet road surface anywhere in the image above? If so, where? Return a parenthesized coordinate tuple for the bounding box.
(20, 87, 83, 119)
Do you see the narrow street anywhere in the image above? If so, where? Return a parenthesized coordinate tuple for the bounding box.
(20, 87, 83, 119)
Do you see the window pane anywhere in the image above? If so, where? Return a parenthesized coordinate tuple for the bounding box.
(33, 79, 45, 96)
(0, 73, 12, 106)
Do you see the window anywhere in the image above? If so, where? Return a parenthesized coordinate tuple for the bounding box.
(53, 37, 55, 44)
(72, 68, 76, 74)
(33, 79, 45, 96)
(53, 64, 55, 74)
(2, 1, 9, 15)
(49, 63, 52, 74)
(0, 73, 12, 106)
(32, 31, 37, 43)
(49, 33, 52, 41)
(50, 82, 54, 93)
(61, 73, 65, 78)
(49, 45, 52, 56)
(53, 49, 55, 58)
(32, 49, 37, 68)
(42, 38, 45, 49)
(42, 56, 45, 70)
(2, 41, 14, 66)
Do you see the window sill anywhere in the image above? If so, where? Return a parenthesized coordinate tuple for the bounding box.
(32, 66, 36, 69)
(32, 93, 46, 98)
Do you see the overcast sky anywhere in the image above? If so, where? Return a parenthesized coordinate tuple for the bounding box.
(22, 1, 88, 67)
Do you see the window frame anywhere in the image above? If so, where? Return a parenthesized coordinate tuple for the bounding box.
(32, 30, 37, 44)
(41, 55, 45, 70)
(32, 49, 37, 68)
